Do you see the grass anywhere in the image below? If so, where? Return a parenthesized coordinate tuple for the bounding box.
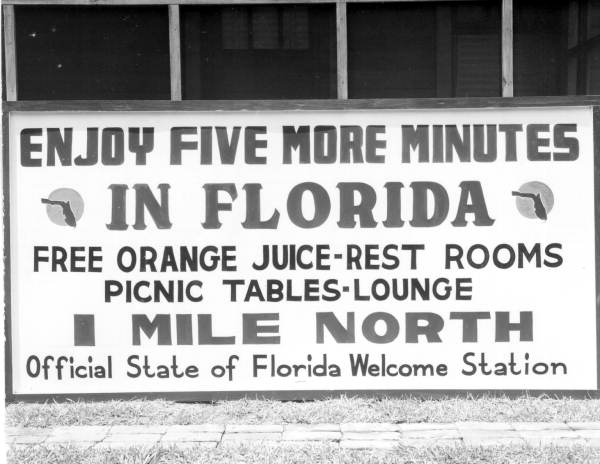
(9, 397, 600, 463)
(7, 443, 600, 464)
(8, 395, 600, 428)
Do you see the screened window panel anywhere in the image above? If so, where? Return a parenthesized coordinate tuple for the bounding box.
(514, 1, 568, 96)
(181, 5, 336, 100)
(282, 8, 309, 50)
(454, 35, 500, 97)
(347, 2, 500, 99)
(588, 46, 600, 94)
(347, 5, 437, 98)
(14, 6, 170, 100)
(588, 0, 600, 38)
(222, 8, 249, 50)
(252, 7, 279, 50)
(584, 1, 600, 96)
(452, 4, 501, 97)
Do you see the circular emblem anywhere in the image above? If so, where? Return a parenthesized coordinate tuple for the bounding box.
(512, 181, 554, 220)
(41, 188, 84, 227)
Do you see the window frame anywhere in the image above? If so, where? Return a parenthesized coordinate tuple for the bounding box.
(2, 0, 513, 101)
(1, 0, 597, 101)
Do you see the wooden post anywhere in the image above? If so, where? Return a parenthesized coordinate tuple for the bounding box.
(3, 5, 18, 101)
(501, 0, 513, 97)
(169, 4, 182, 101)
(336, 0, 348, 99)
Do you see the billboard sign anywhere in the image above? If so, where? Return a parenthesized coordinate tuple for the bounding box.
(5, 104, 599, 398)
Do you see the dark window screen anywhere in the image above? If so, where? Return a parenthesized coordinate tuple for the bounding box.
(589, 46, 600, 94)
(181, 5, 336, 99)
(15, 6, 170, 100)
(348, 4, 436, 98)
(591, 1, 600, 37)
(514, 1, 569, 96)
(347, 2, 500, 99)
(452, 4, 501, 97)
(585, 1, 600, 94)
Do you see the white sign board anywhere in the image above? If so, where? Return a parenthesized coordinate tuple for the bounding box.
(6, 106, 599, 397)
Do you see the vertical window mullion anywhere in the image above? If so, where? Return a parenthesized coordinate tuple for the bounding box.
(169, 4, 182, 101)
(336, 0, 348, 99)
(501, 0, 514, 97)
(3, 5, 17, 101)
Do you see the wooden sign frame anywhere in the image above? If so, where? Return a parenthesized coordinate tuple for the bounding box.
(3, 96, 600, 401)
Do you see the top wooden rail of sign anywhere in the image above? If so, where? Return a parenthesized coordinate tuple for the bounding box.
(2, 0, 504, 5)
(4, 96, 600, 112)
